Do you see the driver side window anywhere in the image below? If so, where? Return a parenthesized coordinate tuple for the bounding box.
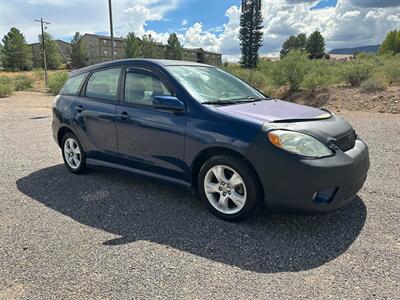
(124, 71, 171, 106)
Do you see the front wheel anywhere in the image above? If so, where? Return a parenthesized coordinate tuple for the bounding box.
(198, 155, 261, 221)
(61, 132, 86, 174)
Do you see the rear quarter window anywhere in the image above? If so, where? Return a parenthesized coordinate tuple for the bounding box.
(60, 73, 87, 96)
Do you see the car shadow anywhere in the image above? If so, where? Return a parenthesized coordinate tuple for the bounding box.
(16, 164, 367, 273)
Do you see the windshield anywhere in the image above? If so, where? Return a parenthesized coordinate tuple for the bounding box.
(166, 66, 265, 104)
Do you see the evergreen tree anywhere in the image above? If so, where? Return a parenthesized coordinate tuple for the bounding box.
(306, 31, 325, 59)
(280, 33, 307, 58)
(141, 34, 159, 58)
(39, 32, 62, 69)
(379, 29, 400, 55)
(166, 33, 183, 60)
(1, 27, 32, 70)
(0, 43, 3, 68)
(124, 32, 142, 58)
(70, 32, 87, 69)
(239, 0, 263, 69)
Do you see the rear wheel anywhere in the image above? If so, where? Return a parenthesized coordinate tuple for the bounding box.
(61, 132, 86, 174)
(198, 155, 261, 221)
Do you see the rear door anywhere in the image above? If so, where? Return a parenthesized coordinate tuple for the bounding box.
(116, 67, 186, 179)
(77, 67, 122, 159)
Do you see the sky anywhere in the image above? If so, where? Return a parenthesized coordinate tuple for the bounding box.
(1, 0, 400, 60)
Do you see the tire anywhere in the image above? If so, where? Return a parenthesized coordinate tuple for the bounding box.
(198, 155, 261, 221)
(61, 132, 86, 174)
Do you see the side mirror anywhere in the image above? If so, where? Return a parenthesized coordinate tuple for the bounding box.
(153, 96, 185, 112)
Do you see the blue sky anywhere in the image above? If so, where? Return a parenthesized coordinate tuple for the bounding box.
(1, 0, 399, 60)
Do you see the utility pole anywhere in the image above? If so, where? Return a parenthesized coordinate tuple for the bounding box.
(108, 0, 115, 60)
(34, 18, 50, 88)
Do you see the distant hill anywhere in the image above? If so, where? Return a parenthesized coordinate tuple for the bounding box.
(329, 45, 380, 55)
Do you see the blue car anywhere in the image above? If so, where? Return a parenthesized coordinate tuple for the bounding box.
(52, 59, 370, 221)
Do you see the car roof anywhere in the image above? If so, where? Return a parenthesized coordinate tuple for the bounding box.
(70, 59, 214, 77)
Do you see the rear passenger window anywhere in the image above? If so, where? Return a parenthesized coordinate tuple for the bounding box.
(60, 73, 87, 96)
(86, 68, 121, 101)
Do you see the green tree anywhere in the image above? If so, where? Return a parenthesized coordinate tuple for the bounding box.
(70, 32, 87, 69)
(1, 27, 32, 70)
(0, 43, 3, 68)
(141, 34, 159, 58)
(39, 32, 62, 69)
(379, 30, 400, 55)
(306, 31, 326, 59)
(280, 33, 307, 58)
(239, 0, 263, 69)
(124, 32, 142, 58)
(165, 33, 183, 60)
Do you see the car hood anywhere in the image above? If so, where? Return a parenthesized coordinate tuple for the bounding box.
(214, 99, 331, 123)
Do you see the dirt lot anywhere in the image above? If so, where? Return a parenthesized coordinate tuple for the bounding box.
(1, 92, 399, 299)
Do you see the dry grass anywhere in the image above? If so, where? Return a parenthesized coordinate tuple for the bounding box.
(0, 70, 66, 93)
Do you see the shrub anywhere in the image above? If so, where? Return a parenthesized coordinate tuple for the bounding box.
(382, 59, 400, 84)
(359, 76, 388, 93)
(14, 74, 33, 91)
(48, 72, 68, 95)
(271, 50, 309, 92)
(302, 73, 329, 95)
(342, 60, 373, 87)
(0, 77, 14, 97)
(302, 60, 336, 94)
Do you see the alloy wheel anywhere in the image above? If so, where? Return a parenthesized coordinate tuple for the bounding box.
(204, 164, 247, 215)
(63, 137, 81, 169)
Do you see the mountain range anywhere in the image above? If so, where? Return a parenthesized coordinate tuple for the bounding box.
(329, 45, 380, 55)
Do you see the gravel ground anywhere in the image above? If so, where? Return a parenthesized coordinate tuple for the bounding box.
(1, 92, 399, 299)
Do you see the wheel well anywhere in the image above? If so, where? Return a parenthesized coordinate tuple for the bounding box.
(57, 127, 73, 147)
(191, 147, 262, 192)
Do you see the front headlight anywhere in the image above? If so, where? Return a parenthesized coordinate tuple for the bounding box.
(267, 130, 333, 158)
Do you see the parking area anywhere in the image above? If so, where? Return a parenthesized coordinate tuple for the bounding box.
(1, 92, 399, 299)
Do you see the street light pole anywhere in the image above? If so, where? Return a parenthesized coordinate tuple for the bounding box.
(34, 18, 50, 88)
(108, 0, 115, 60)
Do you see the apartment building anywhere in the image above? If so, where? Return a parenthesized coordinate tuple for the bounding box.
(80, 33, 222, 66)
(182, 48, 222, 66)
(79, 33, 126, 65)
(30, 40, 71, 67)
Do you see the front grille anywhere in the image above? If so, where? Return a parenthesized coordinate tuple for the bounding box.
(336, 130, 356, 152)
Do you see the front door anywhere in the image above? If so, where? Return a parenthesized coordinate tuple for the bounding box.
(116, 67, 186, 179)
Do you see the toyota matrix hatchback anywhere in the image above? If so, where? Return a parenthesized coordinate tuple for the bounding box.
(52, 59, 370, 221)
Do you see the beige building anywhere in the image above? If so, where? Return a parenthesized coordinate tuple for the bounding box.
(80, 33, 222, 66)
(30, 40, 71, 67)
(182, 48, 222, 66)
(80, 33, 126, 65)
(329, 54, 354, 62)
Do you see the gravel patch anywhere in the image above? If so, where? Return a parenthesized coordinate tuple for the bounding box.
(1, 92, 399, 299)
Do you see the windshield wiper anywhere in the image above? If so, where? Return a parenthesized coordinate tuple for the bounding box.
(239, 96, 270, 102)
(202, 100, 241, 105)
(202, 96, 270, 106)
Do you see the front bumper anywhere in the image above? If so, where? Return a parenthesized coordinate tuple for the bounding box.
(247, 136, 370, 213)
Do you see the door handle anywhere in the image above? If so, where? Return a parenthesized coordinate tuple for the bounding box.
(74, 105, 85, 113)
(119, 111, 130, 120)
